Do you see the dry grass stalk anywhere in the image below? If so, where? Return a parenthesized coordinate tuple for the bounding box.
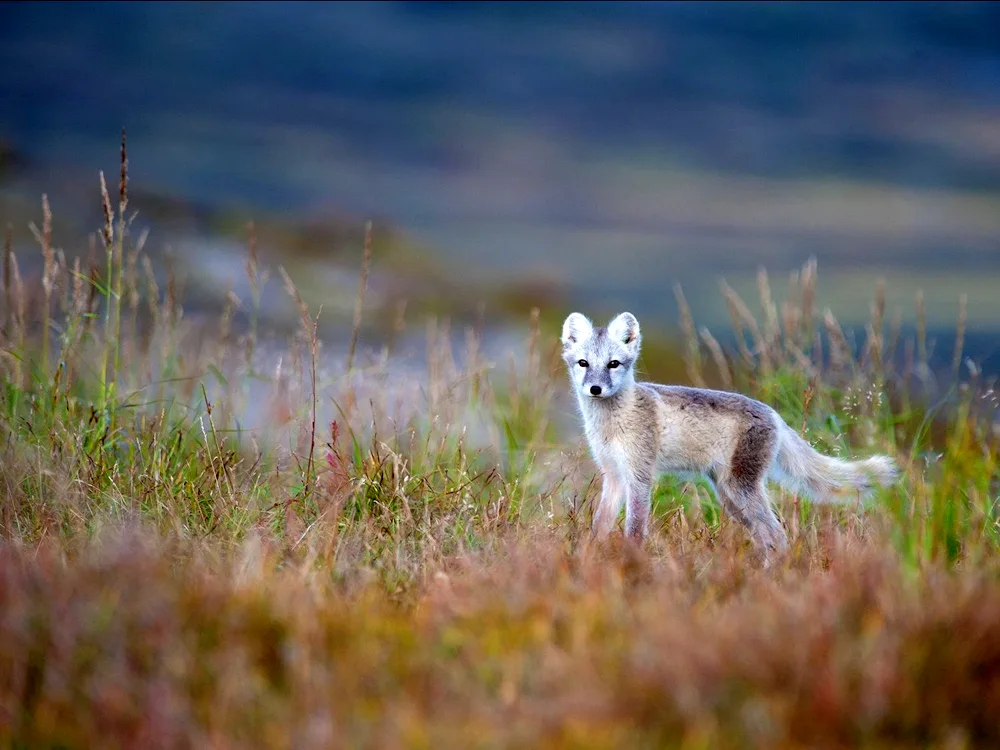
(55, 248, 69, 317)
(141, 255, 160, 331)
(903, 337, 915, 382)
(380, 297, 409, 373)
(699, 326, 732, 389)
(886, 306, 903, 375)
(164, 250, 178, 332)
(823, 309, 853, 378)
(865, 277, 886, 375)
(672, 282, 705, 387)
(782, 268, 801, 350)
(99, 171, 113, 249)
(242, 220, 270, 372)
(81, 234, 100, 344)
(346, 220, 374, 375)
(720, 279, 760, 372)
(800, 256, 817, 344)
(28, 194, 54, 298)
(916, 288, 928, 373)
(70, 256, 85, 319)
(953, 293, 968, 376)
(28, 194, 54, 378)
(463, 322, 482, 398)
(785, 341, 819, 381)
(9, 251, 25, 386)
(279, 265, 322, 497)
(426, 315, 442, 411)
(756, 266, 781, 367)
(111, 129, 129, 393)
(61, 255, 87, 388)
(124, 229, 147, 382)
(218, 285, 239, 348)
(2, 224, 11, 337)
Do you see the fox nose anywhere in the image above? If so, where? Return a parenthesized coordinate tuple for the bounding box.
(590, 385, 602, 396)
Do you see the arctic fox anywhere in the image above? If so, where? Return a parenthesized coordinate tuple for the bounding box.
(561, 311, 898, 565)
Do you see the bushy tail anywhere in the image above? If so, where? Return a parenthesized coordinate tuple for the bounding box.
(771, 419, 898, 503)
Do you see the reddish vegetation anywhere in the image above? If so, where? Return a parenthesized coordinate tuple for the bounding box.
(2, 140, 999, 748)
(2, 529, 1000, 748)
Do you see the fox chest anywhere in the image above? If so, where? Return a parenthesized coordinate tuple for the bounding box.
(584, 424, 634, 476)
(585, 440, 627, 478)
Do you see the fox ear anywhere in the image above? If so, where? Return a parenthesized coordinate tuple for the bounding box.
(561, 312, 593, 349)
(608, 312, 641, 354)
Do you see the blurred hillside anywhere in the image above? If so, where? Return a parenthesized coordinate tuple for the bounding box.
(2, 1, 999, 372)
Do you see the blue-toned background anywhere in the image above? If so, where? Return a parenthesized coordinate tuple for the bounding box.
(2, 1, 999, 370)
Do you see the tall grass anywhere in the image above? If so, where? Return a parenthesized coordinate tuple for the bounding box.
(1, 144, 999, 748)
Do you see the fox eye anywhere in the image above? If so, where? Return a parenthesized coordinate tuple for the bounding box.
(577, 359, 589, 368)
(608, 360, 621, 369)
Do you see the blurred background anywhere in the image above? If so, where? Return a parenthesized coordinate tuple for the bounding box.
(2, 1, 1000, 375)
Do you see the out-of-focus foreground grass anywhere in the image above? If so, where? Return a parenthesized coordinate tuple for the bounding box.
(1, 142, 999, 749)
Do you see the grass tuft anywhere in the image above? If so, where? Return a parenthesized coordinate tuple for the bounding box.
(1, 147, 999, 748)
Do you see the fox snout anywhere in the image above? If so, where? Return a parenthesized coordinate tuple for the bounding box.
(589, 385, 602, 396)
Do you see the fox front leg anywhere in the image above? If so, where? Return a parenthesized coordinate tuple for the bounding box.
(593, 469, 626, 538)
(624, 473, 654, 542)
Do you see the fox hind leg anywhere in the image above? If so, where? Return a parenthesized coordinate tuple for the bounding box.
(717, 421, 788, 567)
(716, 478, 787, 567)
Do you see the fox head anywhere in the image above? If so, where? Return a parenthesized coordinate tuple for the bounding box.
(561, 312, 641, 400)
